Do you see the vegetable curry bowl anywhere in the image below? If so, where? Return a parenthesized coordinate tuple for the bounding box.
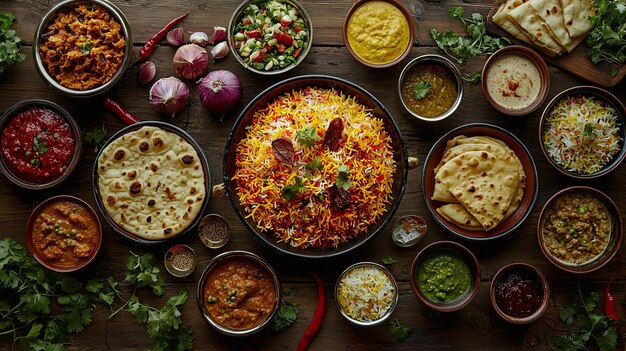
(26, 195, 102, 272)
(196, 251, 281, 336)
(33, 0, 133, 97)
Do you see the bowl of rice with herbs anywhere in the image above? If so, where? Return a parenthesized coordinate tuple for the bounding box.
(539, 86, 626, 179)
(224, 75, 407, 259)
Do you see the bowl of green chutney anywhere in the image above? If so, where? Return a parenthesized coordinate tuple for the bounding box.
(410, 240, 481, 312)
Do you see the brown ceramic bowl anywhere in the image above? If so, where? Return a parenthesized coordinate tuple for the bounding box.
(196, 250, 281, 336)
(421, 123, 538, 241)
(0, 99, 82, 190)
(343, 0, 414, 68)
(410, 241, 480, 312)
(481, 45, 550, 116)
(26, 195, 102, 272)
(538, 86, 626, 179)
(490, 263, 550, 324)
(537, 186, 622, 274)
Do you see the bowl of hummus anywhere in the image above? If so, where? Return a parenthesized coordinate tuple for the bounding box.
(343, 0, 414, 68)
(481, 46, 550, 116)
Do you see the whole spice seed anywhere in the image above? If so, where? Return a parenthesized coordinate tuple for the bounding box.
(199, 215, 229, 248)
(170, 249, 195, 271)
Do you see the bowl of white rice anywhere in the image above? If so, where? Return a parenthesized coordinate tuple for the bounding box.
(335, 262, 398, 326)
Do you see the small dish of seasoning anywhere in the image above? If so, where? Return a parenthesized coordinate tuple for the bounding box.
(482, 46, 550, 116)
(398, 54, 464, 122)
(391, 215, 427, 247)
(410, 241, 480, 312)
(164, 244, 196, 277)
(490, 263, 550, 324)
(198, 214, 230, 249)
(343, 0, 414, 68)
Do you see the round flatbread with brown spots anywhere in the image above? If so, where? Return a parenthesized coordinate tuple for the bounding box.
(97, 126, 206, 239)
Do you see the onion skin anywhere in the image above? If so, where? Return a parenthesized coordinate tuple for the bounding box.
(166, 27, 185, 46)
(190, 32, 209, 47)
(137, 60, 156, 85)
(173, 43, 209, 79)
(149, 77, 190, 115)
(198, 70, 242, 114)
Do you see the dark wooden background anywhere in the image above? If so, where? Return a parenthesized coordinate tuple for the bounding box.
(1, 0, 626, 350)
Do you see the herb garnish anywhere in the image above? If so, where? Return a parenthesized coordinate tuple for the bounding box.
(306, 157, 324, 172)
(271, 300, 299, 331)
(429, 7, 509, 64)
(28, 133, 49, 168)
(587, 0, 626, 76)
(413, 80, 432, 100)
(463, 72, 482, 84)
(381, 257, 397, 265)
(0, 12, 26, 74)
(80, 37, 93, 55)
(583, 123, 596, 140)
(551, 286, 618, 351)
(388, 319, 412, 342)
(297, 126, 321, 147)
(84, 126, 108, 152)
(282, 176, 307, 200)
(336, 165, 352, 190)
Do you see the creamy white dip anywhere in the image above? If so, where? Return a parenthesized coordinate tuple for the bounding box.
(486, 54, 541, 111)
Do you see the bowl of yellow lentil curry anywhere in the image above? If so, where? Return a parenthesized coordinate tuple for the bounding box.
(398, 54, 464, 122)
(343, 0, 414, 68)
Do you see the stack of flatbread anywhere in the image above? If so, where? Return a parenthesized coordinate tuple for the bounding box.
(432, 135, 527, 231)
(492, 0, 595, 57)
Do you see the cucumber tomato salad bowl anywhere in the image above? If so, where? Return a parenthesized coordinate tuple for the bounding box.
(228, 0, 312, 75)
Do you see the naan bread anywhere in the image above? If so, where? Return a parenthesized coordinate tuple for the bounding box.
(493, 0, 533, 45)
(432, 179, 458, 203)
(507, 1, 566, 56)
(560, 0, 595, 38)
(437, 204, 483, 230)
(530, 0, 572, 49)
(98, 126, 207, 240)
(436, 150, 520, 230)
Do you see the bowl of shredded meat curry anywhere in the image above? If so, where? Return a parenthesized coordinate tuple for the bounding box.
(33, 0, 132, 97)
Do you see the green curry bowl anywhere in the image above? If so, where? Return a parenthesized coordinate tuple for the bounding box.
(410, 241, 481, 312)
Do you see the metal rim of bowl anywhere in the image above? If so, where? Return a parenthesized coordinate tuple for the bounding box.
(342, 0, 415, 68)
(227, 0, 313, 76)
(198, 213, 230, 249)
(391, 215, 427, 247)
(33, 0, 133, 97)
(223, 74, 408, 259)
(410, 240, 481, 312)
(397, 54, 464, 122)
(334, 261, 399, 326)
(91, 121, 212, 245)
(421, 122, 539, 241)
(489, 262, 550, 324)
(0, 99, 83, 190)
(481, 45, 551, 116)
(536, 186, 623, 274)
(195, 250, 281, 336)
(538, 85, 626, 179)
(26, 194, 102, 272)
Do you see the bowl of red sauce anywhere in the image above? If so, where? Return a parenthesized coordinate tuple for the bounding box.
(490, 263, 550, 324)
(0, 100, 82, 189)
(26, 195, 102, 272)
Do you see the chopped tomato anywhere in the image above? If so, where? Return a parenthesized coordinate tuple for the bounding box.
(280, 18, 292, 27)
(273, 32, 293, 46)
(247, 29, 262, 38)
(252, 51, 266, 62)
(242, 17, 251, 25)
(293, 47, 302, 57)
(294, 27, 303, 33)
(278, 44, 286, 53)
(262, 22, 270, 30)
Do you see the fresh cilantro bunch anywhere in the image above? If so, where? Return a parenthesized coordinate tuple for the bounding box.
(587, 0, 626, 76)
(388, 319, 412, 342)
(0, 12, 26, 74)
(84, 126, 108, 152)
(429, 7, 510, 64)
(271, 300, 299, 331)
(551, 290, 618, 351)
(124, 251, 166, 296)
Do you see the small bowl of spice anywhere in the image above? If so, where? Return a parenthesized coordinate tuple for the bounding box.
(490, 263, 550, 324)
(481, 45, 550, 116)
(410, 241, 481, 312)
(198, 214, 230, 249)
(398, 54, 463, 122)
(335, 262, 398, 326)
(391, 215, 427, 247)
(164, 244, 196, 278)
(343, 0, 414, 68)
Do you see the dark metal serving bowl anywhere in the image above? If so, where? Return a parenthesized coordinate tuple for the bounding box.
(224, 75, 408, 259)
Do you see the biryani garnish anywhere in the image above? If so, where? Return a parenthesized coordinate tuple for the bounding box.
(39, 3, 126, 91)
(233, 87, 396, 249)
(543, 95, 622, 175)
(337, 265, 396, 322)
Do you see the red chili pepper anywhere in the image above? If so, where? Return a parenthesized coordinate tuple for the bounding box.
(137, 12, 190, 60)
(103, 97, 140, 125)
(272, 32, 293, 46)
(605, 279, 619, 320)
(296, 272, 326, 351)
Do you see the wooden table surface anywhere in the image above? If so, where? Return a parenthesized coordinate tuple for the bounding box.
(2, 0, 626, 350)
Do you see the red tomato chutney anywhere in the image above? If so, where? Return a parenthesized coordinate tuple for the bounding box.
(495, 272, 544, 318)
(32, 201, 100, 266)
(203, 257, 276, 329)
(1, 107, 75, 183)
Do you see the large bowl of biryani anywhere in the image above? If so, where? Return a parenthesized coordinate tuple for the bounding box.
(33, 0, 132, 97)
(224, 75, 407, 259)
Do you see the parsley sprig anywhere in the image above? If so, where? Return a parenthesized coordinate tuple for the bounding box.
(587, 0, 626, 76)
(413, 80, 432, 100)
(297, 126, 321, 147)
(429, 7, 509, 64)
(0, 12, 26, 74)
